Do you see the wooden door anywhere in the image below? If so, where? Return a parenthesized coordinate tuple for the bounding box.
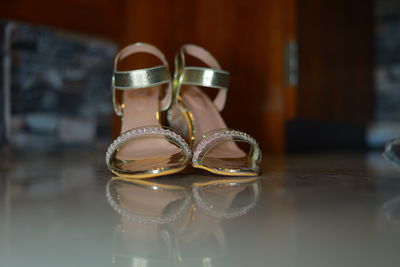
(288, 0, 374, 151)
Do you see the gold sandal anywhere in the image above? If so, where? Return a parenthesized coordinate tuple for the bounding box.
(168, 44, 262, 176)
(106, 43, 191, 178)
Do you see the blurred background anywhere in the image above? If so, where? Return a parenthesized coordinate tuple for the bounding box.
(0, 0, 399, 153)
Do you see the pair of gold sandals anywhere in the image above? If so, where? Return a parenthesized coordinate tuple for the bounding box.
(106, 43, 262, 178)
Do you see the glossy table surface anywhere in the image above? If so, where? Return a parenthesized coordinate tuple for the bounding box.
(1, 150, 400, 267)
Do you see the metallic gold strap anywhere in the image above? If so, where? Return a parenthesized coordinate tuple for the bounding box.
(181, 67, 230, 90)
(112, 43, 172, 116)
(113, 65, 171, 90)
(174, 44, 230, 111)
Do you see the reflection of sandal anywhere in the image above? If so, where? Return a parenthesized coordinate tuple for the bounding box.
(192, 177, 262, 218)
(106, 177, 191, 224)
(169, 44, 262, 176)
(106, 43, 191, 178)
(108, 177, 192, 265)
(171, 177, 262, 265)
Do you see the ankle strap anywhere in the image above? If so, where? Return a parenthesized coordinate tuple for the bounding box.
(112, 43, 172, 116)
(174, 44, 230, 111)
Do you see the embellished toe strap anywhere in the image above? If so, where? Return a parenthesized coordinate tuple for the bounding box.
(106, 126, 192, 171)
(192, 129, 262, 166)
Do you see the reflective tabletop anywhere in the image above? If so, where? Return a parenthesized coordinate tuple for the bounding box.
(1, 150, 400, 267)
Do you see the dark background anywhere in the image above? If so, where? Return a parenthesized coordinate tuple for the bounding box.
(1, 0, 399, 152)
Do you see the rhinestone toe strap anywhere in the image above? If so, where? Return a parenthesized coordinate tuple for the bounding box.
(192, 129, 262, 168)
(106, 126, 192, 173)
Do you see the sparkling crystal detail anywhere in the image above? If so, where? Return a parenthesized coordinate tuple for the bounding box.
(192, 129, 259, 165)
(106, 126, 192, 170)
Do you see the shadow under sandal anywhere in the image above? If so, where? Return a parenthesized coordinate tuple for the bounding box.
(106, 43, 191, 178)
(169, 44, 262, 176)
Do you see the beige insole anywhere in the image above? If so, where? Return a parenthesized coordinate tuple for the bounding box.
(182, 86, 247, 161)
(115, 87, 182, 172)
